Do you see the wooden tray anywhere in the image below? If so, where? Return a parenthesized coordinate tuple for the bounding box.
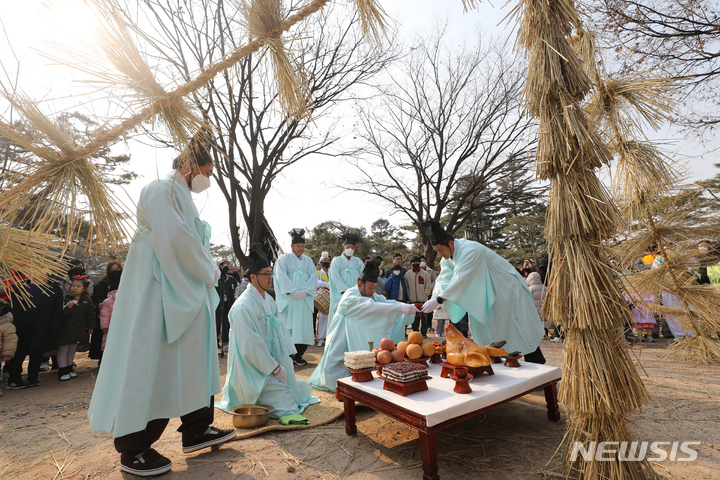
(429, 352, 443, 364)
(379, 375, 432, 397)
(439, 362, 493, 378)
(347, 367, 375, 382)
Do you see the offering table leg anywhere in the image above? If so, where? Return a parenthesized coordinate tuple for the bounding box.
(343, 395, 357, 436)
(418, 430, 439, 480)
(544, 382, 561, 421)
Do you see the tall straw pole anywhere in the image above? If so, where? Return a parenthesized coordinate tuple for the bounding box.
(513, 0, 657, 478)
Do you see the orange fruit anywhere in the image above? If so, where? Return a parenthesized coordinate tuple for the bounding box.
(421, 342, 435, 357)
(397, 341, 409, 352)
(406, 344, 423, 359)
(408, 332, 424, 344)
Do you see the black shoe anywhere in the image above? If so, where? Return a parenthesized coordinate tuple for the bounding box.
(6, 380, 27, 390)
(293, 357, 308, 366)
(26, 379, 40, 387)
(182, 427, 237, 454)
(120, 449, 172, 477)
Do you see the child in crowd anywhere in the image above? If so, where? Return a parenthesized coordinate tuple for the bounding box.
(625, 292, 656, 342)
(55, 278, 94, 381)
(434, 303, 449, 337)
(0, 300, 18, 396)
(99, 288, 118, 352)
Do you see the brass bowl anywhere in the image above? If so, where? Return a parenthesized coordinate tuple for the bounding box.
(229, 404, 274, 428)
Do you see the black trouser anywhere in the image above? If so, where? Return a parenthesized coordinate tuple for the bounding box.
(89, 314, 104, 360)
(457, 314, 470, 338)
(6, 329, 43, 383)
(215, 308, 230, 346)
(293, 344, 308, 360)
(312, 307, 318, 338)
(412, 314, 429, 336)
(114, 396, 215, 458)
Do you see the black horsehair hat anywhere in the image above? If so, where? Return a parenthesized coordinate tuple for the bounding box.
(421, 221, 452, 247)
(340, 232, 358, 246)
(358, 261, 380, 283)
(247, 244, 271, 274)
(289, 228, 305, 245)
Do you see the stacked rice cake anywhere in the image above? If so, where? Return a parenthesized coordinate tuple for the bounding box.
(344, 351, 376, 370)
(382, 361, 428, 383)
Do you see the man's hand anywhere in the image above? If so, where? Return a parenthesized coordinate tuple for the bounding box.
(291, 290, 307, 300)
(273, 365, 288, 385)
(421, 298, 439, 313)
(400, 303, 419, 316)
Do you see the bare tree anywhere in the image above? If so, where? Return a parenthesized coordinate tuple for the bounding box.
(123, 0, 397, 267)
(592, 0, 720, 132)
(344, 26, 537, 267)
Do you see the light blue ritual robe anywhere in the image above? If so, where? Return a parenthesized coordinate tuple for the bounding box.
(274, 253, 317, 346)
(308, 286, 407, 392)
(215, 285, 319, 417)
(327, 254, 364, 327)
(433, 238, 543, 355)
(88, 171, 221, 438)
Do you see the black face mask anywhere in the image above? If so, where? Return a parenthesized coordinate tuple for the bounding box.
(412, 263, 420, 269)
(322, 262, 331, 269)
(108, 270, 122, 287)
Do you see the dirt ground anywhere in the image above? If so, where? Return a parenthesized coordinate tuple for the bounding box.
(1, 336, 719, 480)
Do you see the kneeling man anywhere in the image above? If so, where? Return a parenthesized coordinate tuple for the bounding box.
(216, 248, 320, 417)
(308, 262, 418, 392)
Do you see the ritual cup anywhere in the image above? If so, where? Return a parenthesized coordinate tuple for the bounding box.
(455, 366, 468, 379)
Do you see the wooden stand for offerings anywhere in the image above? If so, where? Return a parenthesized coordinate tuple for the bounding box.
(347, 368, 374, 383)
(380, 375, 431, 397)
(439, 362, 493, 378)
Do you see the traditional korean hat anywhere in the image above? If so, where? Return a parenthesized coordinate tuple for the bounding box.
(358, 261, 380, 283)
(421, 221, 452, 246)
(247, 244, 271, 274)
(320, 251, 330, 261)
(340, 233, 358, 246)
(289, 228, 305, 245)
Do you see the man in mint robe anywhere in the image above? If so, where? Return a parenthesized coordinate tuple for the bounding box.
(87, 134, 236, 477)
(309, 263, 418, 392)
(216, 248, 320, 417)
(327, 233, 364, 327)
(420, 221, 545, 362)
(273, 229, 317, 366)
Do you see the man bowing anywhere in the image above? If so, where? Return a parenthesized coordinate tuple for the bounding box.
(309, 262, 418, 392)
(420, 221, 545, 363)
(274, 229, 317, 366)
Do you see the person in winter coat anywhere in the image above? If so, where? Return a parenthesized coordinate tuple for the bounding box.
(90, 262, 123, 362)
(4, 273, 63, 389)
(99, 290, 117, 351)
(384, 268, 409, 303)
(55, 278, 95, 381)
(0, 299, 18, 396)
(525, 272, 549, 337)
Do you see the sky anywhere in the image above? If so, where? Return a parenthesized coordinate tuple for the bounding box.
(1, 0, 718, 257)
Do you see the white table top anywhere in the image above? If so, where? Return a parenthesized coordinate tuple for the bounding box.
(337, 361, 561, 427)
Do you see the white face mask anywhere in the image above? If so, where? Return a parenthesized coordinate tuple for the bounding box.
(420, 262, 426, 268)
(344, 247, 354, 257)
(699, 247, 708, 253)
(191, 173, 211, 193)
(392, 270, 400, 276)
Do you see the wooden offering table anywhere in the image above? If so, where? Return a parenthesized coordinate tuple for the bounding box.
(336, 362, 561, 480)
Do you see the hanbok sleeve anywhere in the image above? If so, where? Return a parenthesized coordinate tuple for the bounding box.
(142, 187, 216, 343)
(232, 308, 281, 376)
(273, 256, 296, 294)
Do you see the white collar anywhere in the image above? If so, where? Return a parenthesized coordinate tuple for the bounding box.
(248, 283, 268, 307)
(169, 170, 190, 191)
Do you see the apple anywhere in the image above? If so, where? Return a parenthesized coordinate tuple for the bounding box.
(391, 349, 405, 362)
(376, 349, 393, 364)
(379, 338, 395, 351)
(372, 347, 381, 355)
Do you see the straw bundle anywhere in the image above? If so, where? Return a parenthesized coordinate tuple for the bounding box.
(238, 0, 310, 121)
(0, 92, 130, 256)
(514, 0, 656, 478)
